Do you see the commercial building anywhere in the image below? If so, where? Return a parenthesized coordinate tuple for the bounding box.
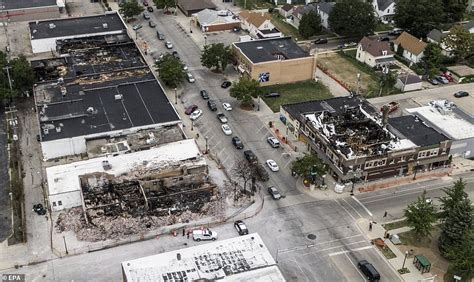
(193, 9, 240, 32)
(0, 0, 63, 22)
(121, 233, 284, 282)
(233, 37, 316, 85)
(407, 100, 474, 159)
(29, 12, 127, 53)
(32, 26, 180, 160)
(281, 96, 451, 182)
(46, 139, 208, 212)
(177, 0, 217, 17)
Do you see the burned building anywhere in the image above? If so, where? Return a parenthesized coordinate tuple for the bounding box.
(33, 32, 180, 160)
(281, 96, 451, 182)
(47, 139, 210, 212)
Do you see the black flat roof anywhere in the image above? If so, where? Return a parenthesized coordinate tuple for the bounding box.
(234, 37, 309, 64)
(4, 0, 56, 10)
(388, 115, 449, 147)
(29, 13, 126, 40)
(282, 96, 375, 123)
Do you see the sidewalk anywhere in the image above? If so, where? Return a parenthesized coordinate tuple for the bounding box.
(315, 68, 350, 97)
(356, 218, 436, 282)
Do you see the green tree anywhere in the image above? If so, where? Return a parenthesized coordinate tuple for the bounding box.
(200, 43, 232, 72)
(155, 54, 185, 88)
(290, 154, 326, 182)
(423, 43, 443, 69)
(298, 10, 322, 39)
(328, 0, 376, 37)
(119, 0, 144, 19)
(229, 76, 260, 106)
(442, 0, 469, 23)
(11, 55, 34, 93)
(404, 190, 437, 239)
(394, 0, 444, 38)
(379, 71, 396, 96)
(153, 0, 176, 11)
(446, 230, 474, 281)
(442, 25, 474, 62)
(438, 179, 473, 258)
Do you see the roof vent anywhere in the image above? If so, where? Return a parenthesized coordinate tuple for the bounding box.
(256, 46, 263, 49)
(49, 23, 56, 29)
(55, 127, 61, 133)
(114, 94, 123, 100)
(87, 107, 95, 114)
(32, 29, 37, 34)
(414, 116, 419, 122)
(102, 160, 112, 170)
(279, 44, 284, 48)
(79, 90, 85, 96)
(103, 23, 108, 29)
(61, 86, 67, 97)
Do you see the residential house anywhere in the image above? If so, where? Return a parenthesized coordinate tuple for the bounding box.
(372, 0, 395, 23)
(232, 37, 317, 86)
(464, 20, 474, 33)
(426, 29, 452, 56)
(393, 32, 427, 64)
(316, 2, 335, 29)
(193, 9, 240, 32)
(356, 37, 395, 68)
(395, 74, 423, 92)
(279, 4, 295, 18)
(239, 11, 282, 39)
(291, 3, 318, 28)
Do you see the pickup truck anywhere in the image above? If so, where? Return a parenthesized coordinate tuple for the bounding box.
(192, 228, 217, 241)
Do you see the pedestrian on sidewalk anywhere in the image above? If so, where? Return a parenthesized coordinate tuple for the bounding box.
(369, 221, 373, 231)
(383, 211, 387, 217)
(187, 231, 190, 239)
(182, 228, 185, 236)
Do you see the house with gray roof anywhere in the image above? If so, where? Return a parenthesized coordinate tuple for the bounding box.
(317, 2, 335, 29)
(372, 0, 395, 23)
(356, 36, 395, 67)
(291, 3, 318, 28)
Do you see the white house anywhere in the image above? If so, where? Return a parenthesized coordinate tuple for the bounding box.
(316, 2, 335, 29)
(395, 74, 423, 92)
(279, 4, 294, 18)
(372, 0, 395, 23)
(393, 32, 427, 64)
(356, 37, 395, 68)
(291, 3, 318, 28)
(239, 11, 282, 38)
(427, 29, 453, 57)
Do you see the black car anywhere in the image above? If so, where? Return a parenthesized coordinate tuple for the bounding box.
(221, 81, 232, 88)
(379, 36, 390, 42)
(200, 90, 209, 99)
(33, 203, 46, 215)
(232, 136, 244, 149)
(207, 100, 217, 111)
(264, 92, 280, 98)
(358, 260, 380, 282)
(254, 163, 269, 181)
(454, 91, 469, 98)
(314, 38, 328, 44)
(156, 31, 165, 40)
(234, 220, 249, 235)
(147, 6, 153, 12)
(244, 150, 257, 163)
(172, 51, 179, 59)
(148, 21, 156, 28)
(217, 112, 228, 123)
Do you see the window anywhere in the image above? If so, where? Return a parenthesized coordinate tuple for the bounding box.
(418, 149, 439, 159)
(365, 158, 387, 169)
(389, 159, 395, 165)
(58, 201, 62, 206)
(53, 202, 57, 207)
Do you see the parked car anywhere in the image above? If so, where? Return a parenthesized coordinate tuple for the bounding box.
(454, 91, 469, 98)
(435, 75, 449, 84)
(442, 72, 454, 82)
(148, 21, 156, 28)
(234, 220, 249, 235)
(186, 72, 195, 83)
(33, 203, 46, 215)
(132, 24, 143, 31)
(200, 90, 209, 99)
(207, 100, 217, 111)
(192, 228, 217, 241)
(156, 31, 164, 40)
(379, 36, 390, 42)
(189, 109, 202, 121)
(217, 112, 228, 123)
(344, 42, 357, 48)
(232, 136, 244, 149)
(254, 163, 269, 181)
(143, 12, 150, 20)
(428, 77, 439, 85)
(380, 101, 399, 114)
(358, 260, 380, 282)
(266, 159, 279, 172)
(222, 124, 232, 135)
(232, 27, 241, 32)
(388, 28, 403, 36)
(142, 0, 149, 6)
(221, 80, 232, 88)
(182, 64, 188, 71)
(264, 92, 280, 98)
(314, 38, 328, 44)
(267, 136, 280, 148)
(222, 103, 232, 111)
(165, 41, 173, 49)
(267, 186, 282, 200)
(185, 104, 198, 115)
(147, 6, 153, 12)
(244, 150, 257, 163)
(172, 51, 180, 60)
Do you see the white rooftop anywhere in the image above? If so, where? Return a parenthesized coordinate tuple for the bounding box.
(46, 139, 203, 196)
(121, 233, 284, 282)
(407, 104, 474, 140)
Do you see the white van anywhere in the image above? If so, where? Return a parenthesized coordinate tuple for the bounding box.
(192, 228, 217, 241)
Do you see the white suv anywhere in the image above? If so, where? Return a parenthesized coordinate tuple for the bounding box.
(267, 136, 280, 148)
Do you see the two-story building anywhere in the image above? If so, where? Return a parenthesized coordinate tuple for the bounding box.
(356, 37, 395, 68)
(372, 0, 395, 23)
(239, 11, 282, 39)
(316, 2, 335, 29)
(281, 96, 451, 182)
(393, 32, 427, 64)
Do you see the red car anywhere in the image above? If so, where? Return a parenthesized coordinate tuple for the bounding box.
(441, 72, 454, 82)
(380, 101, 399, 114)
(185, 105, 198, 115)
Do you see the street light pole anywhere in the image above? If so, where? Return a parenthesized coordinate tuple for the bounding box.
(257, 96, 260, 111)
(174, 88, 177, 104)
(413, 161, 420, 180)
(205, 136, 208, 154)
(191, 120, 194, 131)
(401, 250, 408, 270)
(63, 235, 69, 255)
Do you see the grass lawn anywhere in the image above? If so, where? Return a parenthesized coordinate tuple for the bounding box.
(375, 22, 393, 32)
(383, 219, 408, 231)
(235, 0, 274, 9)
(398, 226, 441, 249)
(260, 80, 333, 112)
(270, 14, 302, 40)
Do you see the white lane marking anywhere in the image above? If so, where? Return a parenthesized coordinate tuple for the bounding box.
(329, 246, 373, 257)
(342, 198, 363, 219)
(344, 252, 367, 282)
(277, 234, 364, 254)
(351, 196, 373, 217)
(300, 241, 368, 257)
(335, 199, 357, 221)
